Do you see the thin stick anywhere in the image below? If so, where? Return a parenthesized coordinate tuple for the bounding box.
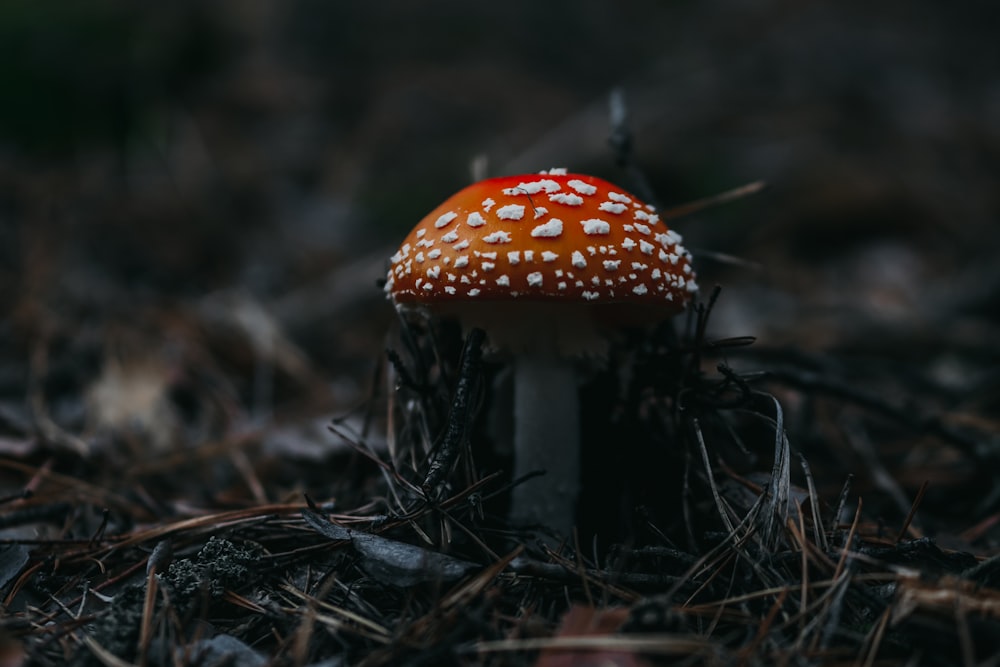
(829, 474, 853, 543)
(834, 499, 863, 582)
(137, 567, 158, 667)
(859, 607, 892, 667)
(799, 453, 828, 552)
(661, 181, 766, 220)
(895, 480, 929, 544)
(422, 328, 485, 498)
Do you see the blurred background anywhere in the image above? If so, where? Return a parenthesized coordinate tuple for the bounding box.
(2, 0, 998, 463)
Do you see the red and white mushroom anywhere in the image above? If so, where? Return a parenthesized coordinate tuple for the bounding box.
(387, 169, 697, 535)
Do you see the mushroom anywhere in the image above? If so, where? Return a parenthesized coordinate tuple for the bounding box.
(386, 168, 697, 536)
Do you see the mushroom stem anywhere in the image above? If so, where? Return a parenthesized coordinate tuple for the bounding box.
(509, 352, 580, 536)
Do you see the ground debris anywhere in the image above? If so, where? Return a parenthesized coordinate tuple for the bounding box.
(302, 507, 478, 586)
(2, 280, 998, 666)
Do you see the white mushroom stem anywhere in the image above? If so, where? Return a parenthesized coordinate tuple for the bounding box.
(509, 351, 580, 535)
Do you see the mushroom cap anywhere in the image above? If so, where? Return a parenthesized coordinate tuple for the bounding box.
(387, 171, 697, 315)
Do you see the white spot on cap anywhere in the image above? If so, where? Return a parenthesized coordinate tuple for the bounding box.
(527, 272, 543, 286)
(531, 218, 563, 237)
(422, 282, 433, 291)
(587, 246, 597, 256)
(590, 276, 600, 286)
(445, 286, 456, 295)
(503, 179, 561, 195)
(568, 179, 597, 195)
(541, 251, 558, 262)
(497, 275, 510, 286)
(496, 204, 525, 220)
(631, 262, 648, 270)
(581, 219, 611, 235)
(571, 251, 587, 269)
(482, 198, 495, 212)
(476, 251, 498, 259)
(548, 192, 584, 206)
(426, 266, 441, 279)
(658, 231, 682, 248)
(634, 223, 652, 236)
(632, 284, 648, 295)
(557, 281, 567, 290)
(427, 249, 442, 259)
(467, 212, 487, 228)
(651, 268, 662, 279)
(603, 260, 621, 271)
(533, 206, 548, 219)
(507, 251, 520, 265)
(482, 262, 495, 271)
(483, 231, 512, 244)
(435, 212, 458, 229)
(608, 192, 632, 204)
(442, 230, 459, 243)
(639, 240, 655, 255)
(415, 252, 425, 263)
(524, 250, 535, 262)
(447, 273, 457, 281)
(416, 229, 427, 238)
(468, 288, 481, 296)
(599, 202, 627, 215)
(582, 291, 599, 301)
(455, 255, 470, 268)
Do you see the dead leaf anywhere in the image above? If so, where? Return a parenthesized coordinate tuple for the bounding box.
(534, 605, 652, 667)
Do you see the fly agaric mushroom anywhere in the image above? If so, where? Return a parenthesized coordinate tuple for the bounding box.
(386, 169, 697, 535)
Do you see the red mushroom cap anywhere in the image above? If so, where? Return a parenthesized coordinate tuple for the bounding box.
(386, 170, 697, 353)
(388, 170, 696, 304)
